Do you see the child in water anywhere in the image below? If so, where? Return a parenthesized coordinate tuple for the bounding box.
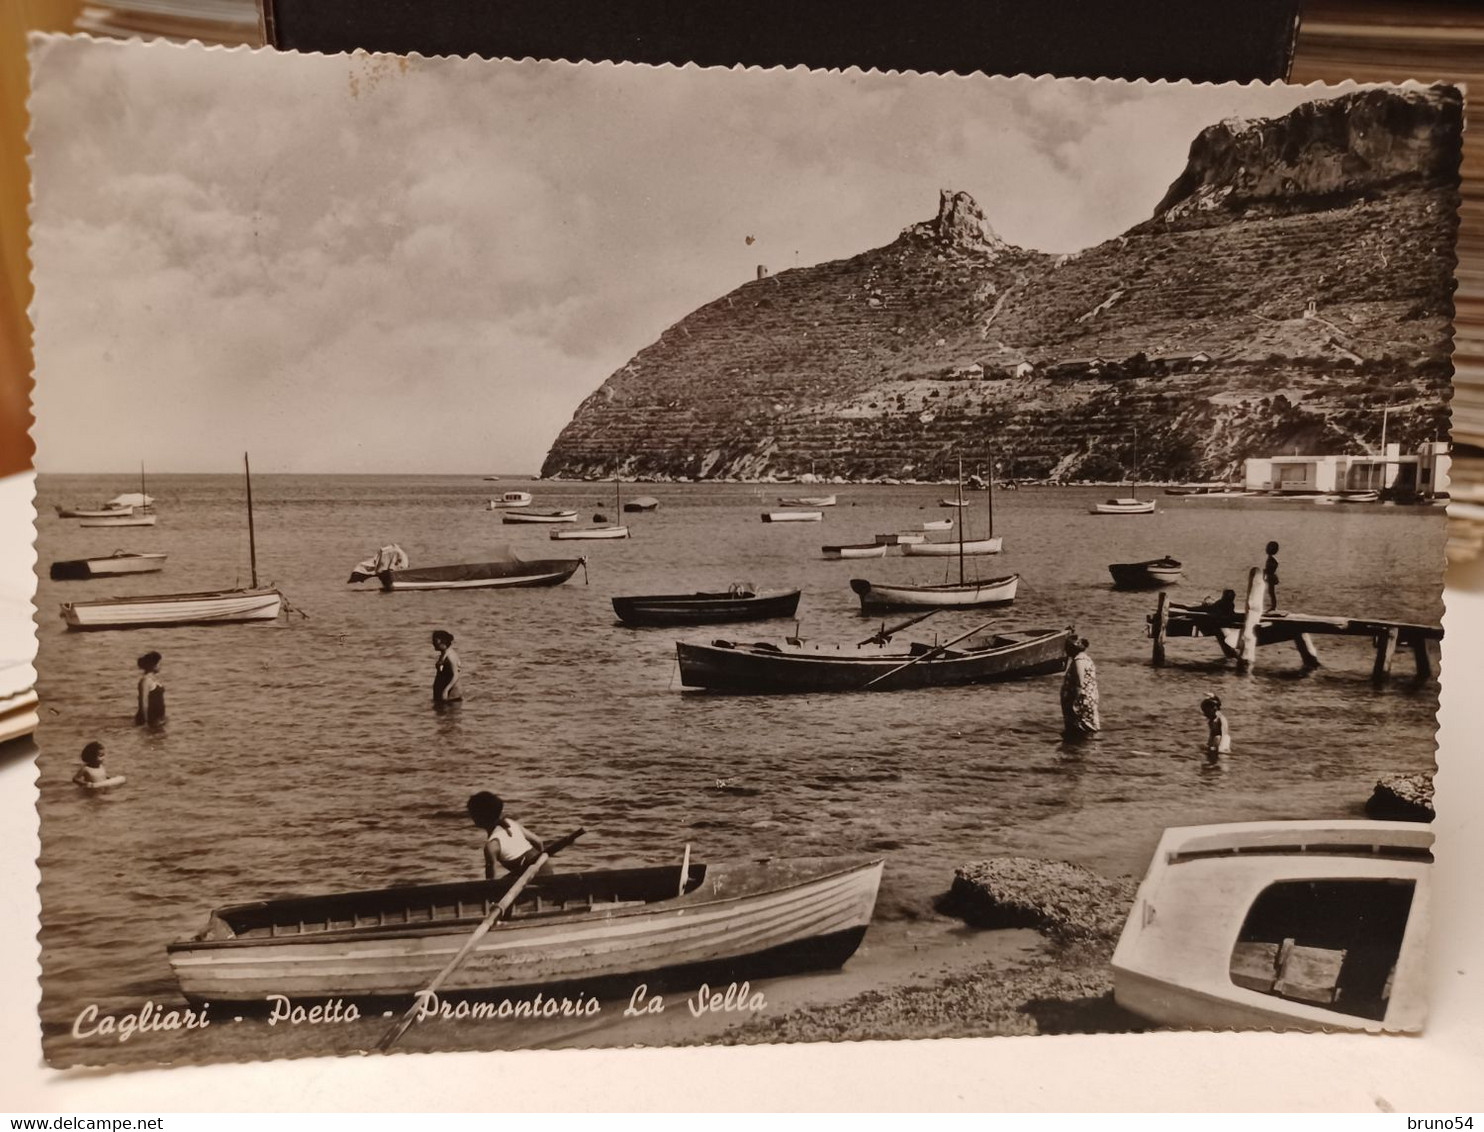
(72, 741, 118, 788)
(1201, 695, 1232, 756)
(467, 791, 547, 880)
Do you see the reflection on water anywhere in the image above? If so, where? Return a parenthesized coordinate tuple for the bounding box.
(31, 475, 1443, 1055)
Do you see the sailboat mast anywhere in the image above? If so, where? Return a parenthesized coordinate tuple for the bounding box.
(615, 474, 621, 516)
(140, 461, 146, 512)
(987, 452, 996, 538)
(244, 452, 259, 590)
(956, 457, 965, 586)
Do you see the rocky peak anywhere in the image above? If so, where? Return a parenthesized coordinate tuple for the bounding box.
(903, 189, 1013, 256)
(1151, 86, 1462, 226)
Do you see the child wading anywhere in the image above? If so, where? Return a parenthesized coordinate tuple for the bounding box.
(1201, 695, 1231, 756)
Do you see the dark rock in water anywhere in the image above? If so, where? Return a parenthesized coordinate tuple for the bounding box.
(939, 857, 1137, 945)
(1365, 772, 1435, 822)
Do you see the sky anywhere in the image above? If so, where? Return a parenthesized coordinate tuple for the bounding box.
(27, 38, 1343, 473)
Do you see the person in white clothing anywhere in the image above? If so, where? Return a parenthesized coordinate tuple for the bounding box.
(467, 791, 548, 880)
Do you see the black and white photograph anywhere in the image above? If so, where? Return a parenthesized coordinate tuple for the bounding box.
(23, 36, 1459, 1068)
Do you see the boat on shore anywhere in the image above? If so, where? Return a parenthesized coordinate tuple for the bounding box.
(167, 855, 884, 1003)
(780, 494, 836, 507)
(486, 492, 533, 509)
(612, 587, 801, 627)
(502, 509, 578, 524)
(762, 511, 822, 523)
(850, 574, 1019, 612)
(59, 455, 283, 631)
(378, 556, 585, 591)
(50, 551, 167, 580)
(1112, 820, 1431, 1033)
(822, 543, 889, 560)
(675, 625, 1071, 693)
(1108, 557, 1183, 589)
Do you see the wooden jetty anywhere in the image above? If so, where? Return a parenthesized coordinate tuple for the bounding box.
(1147, 567, 1441, 685)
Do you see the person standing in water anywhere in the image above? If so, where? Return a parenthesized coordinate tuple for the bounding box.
(1263, 541, 1281, 612)
(1060, 636, 1100, 738)
(467, 791, 548, 880)
(432, 630, 463, 706)
(1201, 695, 1232, 756)
(135, 652, 165, 727)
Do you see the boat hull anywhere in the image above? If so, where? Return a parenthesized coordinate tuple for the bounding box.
(167, 857, 883, 1003)
(57, 506, 132, 518)
(1090, 500, 1156, 515)
(380, 559, 583, 591)
(850, 574, 1019, 611)
(676, 627, 1070, 693)
(61, 588, 283, 630)
(501, 511, 577, 524)
(1108, 560, 1183, 589)
(0, 683, 39, 745)
(549, 526, 629, 540)
(78, 514, 157, 528)
(780, 495, 836, 507)
(50, 553, 167, 580)
(612, 589, 801, 627)
(902, 537, 1002, 556)
(822, 544, 889, 559)
(761, 511, 822, 522)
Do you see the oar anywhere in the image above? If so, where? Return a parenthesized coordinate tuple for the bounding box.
(377, 826, 585, 1052)
(856, 607, 941, 646)
(861, 618, 997, 689)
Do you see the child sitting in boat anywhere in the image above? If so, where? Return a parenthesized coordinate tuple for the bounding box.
(72, 741, 123, 789)
(467, 791, 548, 880)
(1201, 696, 1231, 756)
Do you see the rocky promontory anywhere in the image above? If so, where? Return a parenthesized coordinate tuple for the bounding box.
(543, 86, 1459, 483)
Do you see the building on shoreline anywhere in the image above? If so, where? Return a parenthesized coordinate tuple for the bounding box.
(1244, 441, 1451, 497)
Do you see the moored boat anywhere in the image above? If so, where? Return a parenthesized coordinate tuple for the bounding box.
(1108, 557, 1183, 589)
(850, 574, 1019, 612)
(50, 551, 167, 580)
(613, 588, 801, 627)
(379, 556, 585, 591)
(167, 855, 884, 1003)
(675, 625, 1071, 693)
(551, 525, 630, 540)
(1112, 820, 1431, 1033)
(55, 505, 132, 519)
(874, 533, 925, 546)
(486, 492, 533, 509)
(761, 510, 822, 523)
(79, 513, 157, 528)
(61, 588, 283, 630)
(1338, 490, 1380, 503)
(780, 494, 836, 507)
(939, 498, 970, 508)
(902, 536, 1002, 556)
(1090, 498, 1157, 515)
(822, 543, 889, 560)
(920, 519, 954, 531)
(502, 509, 578, 524)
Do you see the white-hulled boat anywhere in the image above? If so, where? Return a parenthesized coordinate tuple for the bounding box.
(939, 498, 970, 508)
(1089, 498, 1156, 515)
(486, 492, 533, 509)
(167, 855, 884, 1003)
(59, 455, 284, 631)
(780, 494, 836, 507)
(55, 505, 131, 519)
(762, 510, 822, 523)
(50, 551, 167, 580)
(1112, 820, 1431, 1033)
(822, 543, 889, 560)
(920, 519, 954, 531)
(551, 477, 631, 539)
(79, 512, 157, 528)
(502, 509, 577, 524)
(851, 574, 1019, 611)
(903, 536, 1002, 556)
(874, 533, 926, 546)
(378, 555, 585, 591)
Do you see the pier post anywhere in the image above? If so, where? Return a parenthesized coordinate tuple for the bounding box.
(1410, 638, 1433, 681)
(1235, 566, 1264, 674)
(1372, 627, 1400, 686)
(1152, 591, 1169, 667)
(1294, 633, 1322, 670)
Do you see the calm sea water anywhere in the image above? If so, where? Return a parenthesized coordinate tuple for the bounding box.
(31, 475, 1444, 1059)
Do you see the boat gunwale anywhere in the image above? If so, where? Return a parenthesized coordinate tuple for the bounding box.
(60, 586, 283, 610)
(687, 627, 1066, 668)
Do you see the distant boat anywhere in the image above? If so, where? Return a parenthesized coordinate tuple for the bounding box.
(822, 543, 889, 560)
(1112, 820, 1431, 1033)
(623, 496, 660, 513)
(1090, 498, 1156, 515)
(612, 587, 801, 627)
(50, 552, 167, 581)
(79, 512, 157, 528)
(167, 855, 884, 1005)
(55, 505, 131, 519)
(59, 455, 282, 631)
(761, 511, 822, 523)
(920, 519, 954, 532)
(675, 625, 1072, 694)
(502, 509, 578, 524)
(378, 555, 585, 591)
(486, 492, 533, 509)
(939, 498, 970, 508)
(1179, 490, 1255, 500)
(850, 574, 1019, 612)
(874, 533, 925, 546)
(902, 536, 1002, 556)
(1338, 490, 1380, 503)
(1108, 557, 1183, 589)
(781, 494, 836, 507)
(552, 477, 629, 539)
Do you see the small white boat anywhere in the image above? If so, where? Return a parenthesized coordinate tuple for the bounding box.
(61, 588, 283, 631)
(1089, 498, 1156, 515)
(903, 536, 1002, 556)
(939, 498, 970, 508)
(79, 513, 157, 528)
(921, 519, 954, 531)
(486, 492, 533, 509)
(1338, 490, 1380, 503)
(822, 543, 889, 559)
(1112, 820, 1431, 1033)
(762, 511, 822, 523)
(56, 505, 132, 519)
(550, 525, 630, 540)
(50, 552, 167, 580)
(874, 533, 926, 547)
(502, 509, 578, 524)
(850, 574, 1019, 611)
(780, 494, 836, 507)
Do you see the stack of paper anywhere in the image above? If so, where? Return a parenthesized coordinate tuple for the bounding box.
(75, 0, 262, 46)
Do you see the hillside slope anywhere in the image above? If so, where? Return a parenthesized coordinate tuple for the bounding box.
(542, 87, 1460, 483)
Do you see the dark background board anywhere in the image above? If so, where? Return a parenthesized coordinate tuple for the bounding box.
(263, 0, 1301, 82)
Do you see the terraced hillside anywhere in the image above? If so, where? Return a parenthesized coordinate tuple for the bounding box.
(542, 87, 1461, 483)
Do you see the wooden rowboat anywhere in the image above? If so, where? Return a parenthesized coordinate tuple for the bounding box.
(1112, 820, 1431, 1032)
(50, 551, 167, 580)
(920, 519, 953, 531)
(902, 536, 1002, 556)
(61, 587, 283, 630)
(612, 588, 801, 627)
(56, 505, 132, 518)
(1108, 557, 1183, 589)
(502, 509, 577, 524)
(822, 543, 889, 559)
(780, 494, 836, 507)
(675, 626, 1071, 693)
(873, 533, 925, 546)
(379, 557, 584, 591)
(850, 574, 1019, 612)
(1090, 498, 1156, 515)
(761, 511, 822, 523)
(167, 855, 884, 1003)
(550, 525, 630, 540)
(79, 513, 157, 528)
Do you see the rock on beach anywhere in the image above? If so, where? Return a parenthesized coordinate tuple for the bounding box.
(939, 856, 1138, 945)
(1365, 772, 1435, 822)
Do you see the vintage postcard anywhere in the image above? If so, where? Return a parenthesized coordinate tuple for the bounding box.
(26, 36, 1458, 1068)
